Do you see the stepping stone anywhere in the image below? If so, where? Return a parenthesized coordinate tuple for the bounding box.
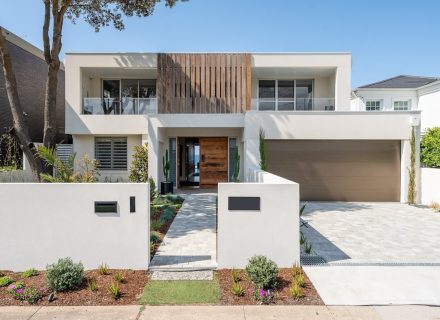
(151, 270, 213, 281)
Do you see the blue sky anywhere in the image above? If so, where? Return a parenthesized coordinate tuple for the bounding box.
(1, 0, 439, 88)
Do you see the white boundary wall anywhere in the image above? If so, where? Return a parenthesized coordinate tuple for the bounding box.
(0, 183, 149, 271)
(421, 168, 440, 205)
(217, 170, 300, 268)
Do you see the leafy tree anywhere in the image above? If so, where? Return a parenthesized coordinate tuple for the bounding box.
(259, 128, 267, 171)
(129, 143, 149, 182)
(421, 127, 440, 168)
(0, 0, 184, 181)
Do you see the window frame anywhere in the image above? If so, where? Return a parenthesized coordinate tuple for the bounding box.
(94, 137, 128, 171)
(392, 99, 411, 111)
(365, 100, 382, 111)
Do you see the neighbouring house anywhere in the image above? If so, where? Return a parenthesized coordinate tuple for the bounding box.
(65, 52, 421, 202)
(0, 27, 67, 143)
(351, 75, 440, 133)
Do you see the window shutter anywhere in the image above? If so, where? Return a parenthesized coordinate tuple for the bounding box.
(95, 137, 127, 170)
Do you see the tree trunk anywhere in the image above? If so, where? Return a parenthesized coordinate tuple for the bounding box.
(0, 28, 43, 181)
(43, 62, 59, 149)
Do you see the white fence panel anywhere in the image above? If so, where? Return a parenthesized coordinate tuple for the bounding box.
(421, 168, 440, 205)
(217, 170, 300, 268)
(0, 183, 149, 271)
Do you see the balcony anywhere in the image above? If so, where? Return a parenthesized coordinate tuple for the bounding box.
(251, 98, 335, 111)
(83, 98, 157, 115)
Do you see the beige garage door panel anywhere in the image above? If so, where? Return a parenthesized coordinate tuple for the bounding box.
(266, 140, 401, 201)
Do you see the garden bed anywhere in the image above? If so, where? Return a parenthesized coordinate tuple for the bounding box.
(218, 268, 323, 305)
(0, 269, 148, 306)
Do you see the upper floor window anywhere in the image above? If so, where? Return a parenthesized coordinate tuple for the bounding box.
(393, 100, 410, 111)
(366, 100, 381, 111)
(95, 137, 127, 170)
(258, 79, 313, 111)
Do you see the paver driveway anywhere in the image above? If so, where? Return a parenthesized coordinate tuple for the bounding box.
(150, 190, 217, 270)
(301, 202, 440, 264)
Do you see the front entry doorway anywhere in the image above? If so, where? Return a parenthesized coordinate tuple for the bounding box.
(178, 137, 228, 188)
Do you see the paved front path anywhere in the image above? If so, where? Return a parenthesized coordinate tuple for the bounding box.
(150, 191, 217, 270)
(301, 202, 440, 263)
(3, 305, 440, 320)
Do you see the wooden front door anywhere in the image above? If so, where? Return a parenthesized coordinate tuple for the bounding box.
(199, 137, 228, 187)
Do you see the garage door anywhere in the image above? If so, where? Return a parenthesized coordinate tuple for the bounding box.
(266, 140, 401, 201)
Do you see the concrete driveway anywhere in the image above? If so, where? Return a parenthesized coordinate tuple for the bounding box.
(301, 202, 440, 305)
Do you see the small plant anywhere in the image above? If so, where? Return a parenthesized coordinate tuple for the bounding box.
(22, 268, 38, 278)
(232, 150, 240, 182)
(231, 281, 244, 297)
(150, 231, 161, 244)
(129, 143, 149, 183)
(291, 262, 302, 277)
(46, 257, 84, 292)
(88, 278, 98, 291)
(231, 269, 240, 283)
(245, 255, 279, 289)
(293, 272, 305, 288)
(23, 287, 43, 304)
(160, 207, 176, 223)
(255, 288, 273, 304)
(7, 282, 25, 300)
(151, 219, 164, 231)
(150, 242, 156, 256)
(148, 176, 157, 201)
(430, 202, 440, 212)
(304, 241, 313, 254)
(165, 194, 184, 204)
(113, 271, 125, 283)
(99, 263, 109, 275)
(290, 282, 304, 299)
(163, 149, 171, 182)
(0, 276, 14, 287)
(107, 281, 120, 299)
(259, 128, 267, 171)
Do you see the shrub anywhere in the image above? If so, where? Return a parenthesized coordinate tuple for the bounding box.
(431, 202, 440, 212)
(231, 281, 244, 297)
(7, 282, 24, 300)
(46, 257, 84, 292)
(23, 287, 42, 304)
(150, 231, 161, 244)
(88, 278, 98, 292)
(421, 127, 440, 168)
(0, 276, 14, 287)
(245, 255, 279, 289)
(150, 242, 156, 255)
(160, 207, 176, 223)
(165, 194, 184, 204)
(290, 283, 303, 299)
(151, 219, 164, 231)
(113, 271, 125, 283)
(148, 176, 157, 201)
(129, 144, 149, 183)
(99, 263, 109, 275)
(22, 268, 38, 278)
(108, 281, 120, 299)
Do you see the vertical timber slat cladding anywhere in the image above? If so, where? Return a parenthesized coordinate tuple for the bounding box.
(157, 53, 251, 113)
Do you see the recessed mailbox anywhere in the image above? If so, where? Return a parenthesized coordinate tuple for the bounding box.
(95, 201, 118, 213)
(228, 197, 260, 211)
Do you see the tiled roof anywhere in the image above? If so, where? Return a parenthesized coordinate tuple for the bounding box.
(358, 75, 439, 89)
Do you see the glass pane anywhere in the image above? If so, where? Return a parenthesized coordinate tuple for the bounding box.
(229, 138, 238, 182)
(102, 80, 120, 114)
(278, 80, 295, 99)
(169, 138, 176, 187)
(258, 80, 275, 99)
(296, 80, 313, 110)
(139, 79, 156, 98)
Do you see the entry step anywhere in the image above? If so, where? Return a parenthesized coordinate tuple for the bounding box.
(151, 270, 214, 281)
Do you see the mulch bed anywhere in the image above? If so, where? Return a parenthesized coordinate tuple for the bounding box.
(218, 268, 323, 305)
(0, 269, 148, 306)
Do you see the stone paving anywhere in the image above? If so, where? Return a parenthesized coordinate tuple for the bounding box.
(151, 270, 213, 280)
(301, 202, 440, 264)
(150, 190, 217, 270)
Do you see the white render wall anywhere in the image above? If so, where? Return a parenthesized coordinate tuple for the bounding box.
(217, 171, 300, 268)
(417, 84, 440, 132)
(421, 168, 440, 205)
(0, 183, 149, 271)
(351, 89, 418, 112)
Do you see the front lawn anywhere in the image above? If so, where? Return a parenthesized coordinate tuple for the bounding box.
(140, 278, 220, 305)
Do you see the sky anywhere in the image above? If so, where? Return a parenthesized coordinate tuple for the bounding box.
(1, 0, 439, 88)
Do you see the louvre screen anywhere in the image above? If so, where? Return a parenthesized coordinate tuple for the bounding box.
(95, 137, 127, 170)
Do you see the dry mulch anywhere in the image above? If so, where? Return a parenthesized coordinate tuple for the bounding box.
(0, 269, 148, 306)
(218, 268, 323, 305)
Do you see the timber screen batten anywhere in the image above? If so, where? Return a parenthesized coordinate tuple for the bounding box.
(157, 53, 252, 113)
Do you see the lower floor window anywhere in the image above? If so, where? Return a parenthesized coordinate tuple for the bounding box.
(95, 137, 127, 170)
